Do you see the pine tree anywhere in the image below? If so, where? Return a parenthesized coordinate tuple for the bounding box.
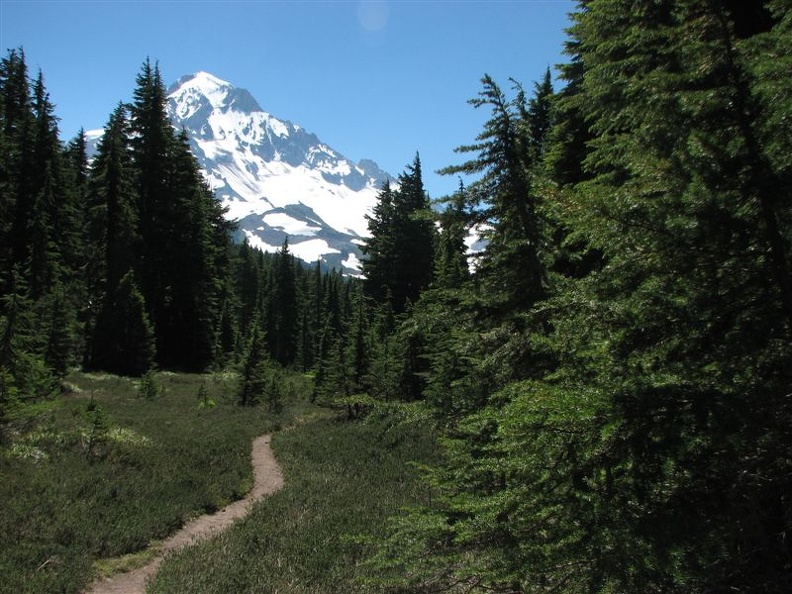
(234, 239, 263, 346)
(0, 49, 35, 284)
(268, 239, 298, 366)
(0, 270, 57, 432)
(91, 270, 154, 377)
(27, 162, 57, 300)
(391, 153, 436, 312)
(85, 104, 140, 369)
(362, 155, 435, 314)
(237, 324, 267, 406)
(527, 67, 554, 158)
(345, 287, 370, 395)
(128, 61, 232, 370)
(393, 5, 792, 591)
(533, 2, 792, 590)
(63, 129, 91, 361)
(361, 179, 396, 304)
(42, 284, 74, 376)
(434, 179, 471, 290)
(31, 71, 80, 294)
(158, 128, 224, 369)
(1, 50, 85, 383)
(87, 104, 139, 290)
(128, 59, 176, 361)
(440, 75, 547, 316)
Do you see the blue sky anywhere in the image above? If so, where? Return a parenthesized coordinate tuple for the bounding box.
(1, 0, 576, 200)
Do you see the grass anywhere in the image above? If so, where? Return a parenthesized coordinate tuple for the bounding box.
(148, 404, 441, 593)
(0, 369, 310, 594)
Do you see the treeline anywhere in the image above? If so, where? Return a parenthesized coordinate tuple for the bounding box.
(0, 52, 369, 420)
(353, 2, 791, 593)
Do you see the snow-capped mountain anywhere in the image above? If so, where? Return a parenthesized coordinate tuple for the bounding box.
(91, 72, 391, 274)
(169, 72, 391, 273)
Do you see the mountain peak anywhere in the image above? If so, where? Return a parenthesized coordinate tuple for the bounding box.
(162, 71, 391, 274)
(169, 71, 263, 115)
(172, 71, 230, 89)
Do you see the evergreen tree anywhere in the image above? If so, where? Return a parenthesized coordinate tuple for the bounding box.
(32, 71, 82, 294)
(440, 75, 548, 316)
(391, 153, 436, 312)
(237, 324, 267, 406)
(234, 239, 263, 345)
(346, 289, 370, 395)
(62, 129, 91, 360)
(129, 59, 177, 362)
(1, 50, 84, 388)
(268, 239, 298, 366)
(42, 284, 74, 376)
(313, 323, 349, 403)
(548, 2, 792, 590)
(85, 104, 140, 369)
(158, 128, 225, 369)
(527, 67, 554, 157)
(362, 155, 436, 314)
(27, 162, 57, 300)
(386, 3, 792, 592)
(86, 104, 139, 293)
(128, 61, 231, 370)
(64, 129, 89, 194)
(0, 49, 35, 284)
(361, 179, 396, 305)
(91, 270, 155, 377)
(434, 179, 471, 290)
(0, 270, 57, 432)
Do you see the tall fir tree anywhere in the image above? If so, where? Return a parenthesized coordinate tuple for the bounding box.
(128, 59, 177, 364)
(0, 49, 35, 286)
(1, 50, 84, 387)
(391, 153, 436, 312)
(440, 75, 548, 316)
(268, 239, 298, 366)
(91, 270, 155, 377)
(434, 179, 471, 290)
(86, 104, 140, 369)
(362, 155, 435, 314)
(87, 105, 139, 293)
(553, 2, 792, 590)
(128, 60, 231, 370)
(361, 179, 396, 305)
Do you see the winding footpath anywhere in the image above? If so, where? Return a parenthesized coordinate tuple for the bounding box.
(85, 434, 284, 594)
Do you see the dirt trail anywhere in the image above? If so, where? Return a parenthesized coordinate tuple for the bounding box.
(85, 434, 284, 594)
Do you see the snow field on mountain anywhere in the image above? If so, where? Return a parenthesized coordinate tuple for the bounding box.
(166, 71, 387, 272)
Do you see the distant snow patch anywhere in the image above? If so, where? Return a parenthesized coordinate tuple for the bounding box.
(262, 212, 321, 236)
(342, 252, 363, 274)
(243, 230, 279, 254)
(290, 239, 340, 263)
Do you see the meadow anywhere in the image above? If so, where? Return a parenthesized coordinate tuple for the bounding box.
(148, 407, 439, 593)
(0, 371, 439, 594)
(0, 370, 306, 594)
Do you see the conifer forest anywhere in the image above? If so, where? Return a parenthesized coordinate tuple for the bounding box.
(2, 1, 791, 593)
